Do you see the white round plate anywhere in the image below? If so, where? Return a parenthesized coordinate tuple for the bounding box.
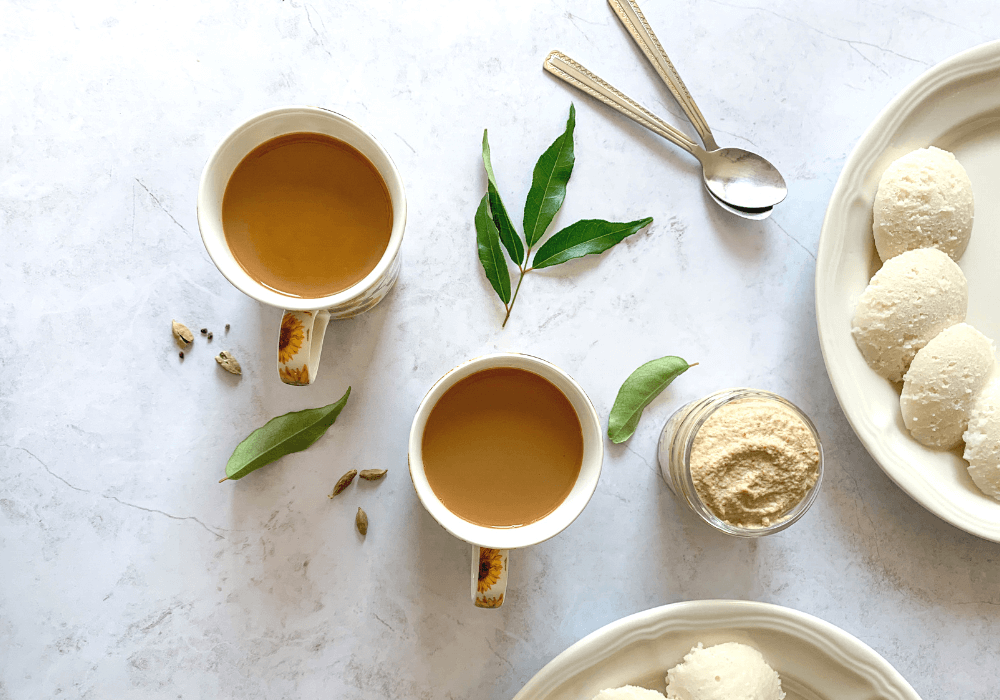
(512, 600, 920, 700)
(816, 41, 1000, 542)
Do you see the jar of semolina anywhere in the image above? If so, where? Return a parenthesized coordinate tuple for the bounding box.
(657, 388, 824, 537)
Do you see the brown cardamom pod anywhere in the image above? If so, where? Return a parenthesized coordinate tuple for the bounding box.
(356, 507, 368, 536)
(359, 469, 388, 481)
(327, 470, 358, 498)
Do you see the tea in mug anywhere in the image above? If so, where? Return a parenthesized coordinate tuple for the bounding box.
(421, 367, 584, 528)
(222, 132, 392, 299)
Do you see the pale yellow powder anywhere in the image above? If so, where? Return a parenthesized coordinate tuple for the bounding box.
(690, 399, 820, 528)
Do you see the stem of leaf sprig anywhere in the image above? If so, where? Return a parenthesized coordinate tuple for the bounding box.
(478, 105, 653, 328)
(502, 265, 533, 328)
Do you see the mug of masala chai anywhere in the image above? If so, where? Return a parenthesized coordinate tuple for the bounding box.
(198, 106, 405, 385)
(408, 353, 603, 608)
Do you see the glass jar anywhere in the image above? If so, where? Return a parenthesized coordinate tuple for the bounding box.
(657, 388, 824, 537)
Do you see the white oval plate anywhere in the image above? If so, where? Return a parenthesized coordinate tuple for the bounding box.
(512, 600, 920, 700)
(816, 41, 1000, 542)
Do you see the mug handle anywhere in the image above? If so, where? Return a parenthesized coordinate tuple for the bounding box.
(277, 310, 330, 386)
(472, 546, 509, 608)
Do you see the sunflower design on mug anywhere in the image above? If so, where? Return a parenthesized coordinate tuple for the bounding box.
(279, 365, 310, 386)
(278, 312, 306, 364)
(475, 593, 504, 609)
(477, 548, 505, 594)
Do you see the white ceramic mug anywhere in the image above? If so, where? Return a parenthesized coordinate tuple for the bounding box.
(408, 353, 604, 608)
(197, 106, 406, 385)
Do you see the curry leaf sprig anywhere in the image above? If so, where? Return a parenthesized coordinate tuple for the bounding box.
(476, 104, 653, 327)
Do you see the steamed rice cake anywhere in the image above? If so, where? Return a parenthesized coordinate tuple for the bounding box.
(901, 323, 995, 449)
(852, 247, 967, 382)
(592, 687, 667, 700)
(964, 379, 1000, 500)
(665, 643, 784, 700)
(873, 147, 974, 262)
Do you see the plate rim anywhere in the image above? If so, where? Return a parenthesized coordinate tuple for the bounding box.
(512, 599, 921, 700)
(815, 40, 1000, 543)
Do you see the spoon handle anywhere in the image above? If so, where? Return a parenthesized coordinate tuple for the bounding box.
(608, 0, 719, 151)
(543, 51, 698, 154)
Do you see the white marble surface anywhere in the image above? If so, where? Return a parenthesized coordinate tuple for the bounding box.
(2, 1, 999, 698)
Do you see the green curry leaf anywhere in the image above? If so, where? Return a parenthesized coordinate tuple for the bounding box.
(608, 357, 693, 444)
(532, 217, 653, 269)
(223, 388, 351, 481)
(475, 194, 511, 304)
(483, 130, 524, 266)
(523, 104, 576, 247)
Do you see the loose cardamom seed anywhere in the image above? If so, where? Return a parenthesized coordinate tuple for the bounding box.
(215, 351, 242, 375)
(359, 469, 387, 481)
(172, 320, 194, 347)
(356, 507, 368, 535)
(328, 469, 358, 498)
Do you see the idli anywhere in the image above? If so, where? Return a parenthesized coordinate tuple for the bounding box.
(963, 379, 1000, 501)
(901, 323, 995, 449)
(592, 687, 666, 700)
(873, 146, 974, 262)
(665, 643, 784, 700)
(852, 247, 967, 382)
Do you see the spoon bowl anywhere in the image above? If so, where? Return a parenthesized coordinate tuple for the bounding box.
(699, 147, 787, 210)
(707, 188, 773, 220)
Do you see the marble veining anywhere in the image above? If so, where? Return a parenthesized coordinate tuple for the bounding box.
(2, 1, 999, 698)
